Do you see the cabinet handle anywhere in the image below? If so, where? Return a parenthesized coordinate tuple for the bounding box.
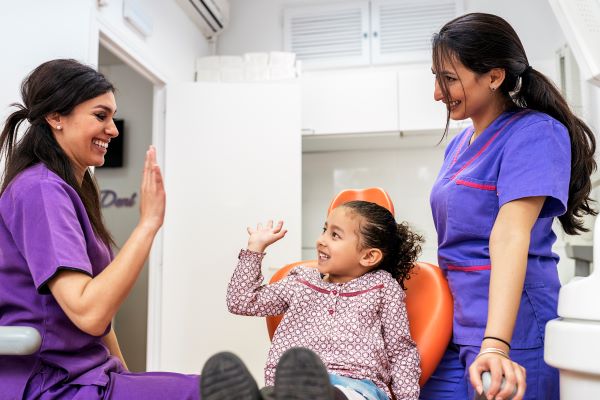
(363, 32, 368, 39)
(372, 31, 379, 38)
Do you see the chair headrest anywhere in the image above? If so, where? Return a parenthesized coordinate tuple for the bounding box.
(327, 187, 395, 215)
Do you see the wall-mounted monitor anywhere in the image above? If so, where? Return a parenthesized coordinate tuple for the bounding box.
(101, 118, 124, 168)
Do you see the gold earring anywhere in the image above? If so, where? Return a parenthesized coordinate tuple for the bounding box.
(491, 86, 496, 92)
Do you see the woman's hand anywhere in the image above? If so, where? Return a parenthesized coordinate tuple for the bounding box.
(138, 146, 165, 233)
(469, 351, 526, 400)
(247, 220, 287, 253)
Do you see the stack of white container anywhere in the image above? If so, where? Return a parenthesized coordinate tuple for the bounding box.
(195, 52, 300, 82)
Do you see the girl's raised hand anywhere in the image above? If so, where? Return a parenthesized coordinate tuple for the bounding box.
(247, 220, 287, 253)
(139, 145, 166, 233)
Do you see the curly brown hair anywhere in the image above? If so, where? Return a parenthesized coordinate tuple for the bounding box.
(341, 201, 424, 289)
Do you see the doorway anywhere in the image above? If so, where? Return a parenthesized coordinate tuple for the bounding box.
(96, 44, 154, 372)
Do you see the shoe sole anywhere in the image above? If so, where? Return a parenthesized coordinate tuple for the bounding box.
(201, 352, 261, 400)
(274, 347, 334, 400)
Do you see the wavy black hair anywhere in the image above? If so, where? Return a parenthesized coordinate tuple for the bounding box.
(341, 200, 423, 289)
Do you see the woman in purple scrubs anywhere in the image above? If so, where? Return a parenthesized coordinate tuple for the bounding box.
(423, 13, 597, 400)
(0, 60, 200, 399)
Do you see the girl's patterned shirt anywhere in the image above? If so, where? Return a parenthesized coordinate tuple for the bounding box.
(227, 249, 421, 399)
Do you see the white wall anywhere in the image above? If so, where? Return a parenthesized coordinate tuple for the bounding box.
(94, 0, 209, 82)
(0, 0, 209, 121)
(96, 60, 154, 373)
(302, 144, 446, 264)
(0, 0, 95, 123)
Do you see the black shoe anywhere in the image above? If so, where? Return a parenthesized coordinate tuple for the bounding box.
(274, 347, 334, 400)
(201, 351, 262, 400)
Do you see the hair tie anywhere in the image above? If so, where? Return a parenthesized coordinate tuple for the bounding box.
(522, 65, 533, 76)
(9, 104, 30, 122)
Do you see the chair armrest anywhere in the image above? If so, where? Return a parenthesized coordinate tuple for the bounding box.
(0, 326, 42, 355)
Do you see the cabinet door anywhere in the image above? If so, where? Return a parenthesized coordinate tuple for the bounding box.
(301, 69, 399, 134)
(159, 82, 302, 381)
(397, 65, 471, 132)
(397, 65, 448, 131)
(371, 0, 461, 65)
(284, 1, 370, 70)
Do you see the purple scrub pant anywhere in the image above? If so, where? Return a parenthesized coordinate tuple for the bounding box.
(23, 371, 201, 400)
(419, 343, 558, 400)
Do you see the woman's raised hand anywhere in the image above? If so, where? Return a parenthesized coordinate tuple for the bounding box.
(139, 146, 166, 233)
(247, 220, 287, 253)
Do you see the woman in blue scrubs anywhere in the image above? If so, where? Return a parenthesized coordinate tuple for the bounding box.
(423, 13, 597, 400)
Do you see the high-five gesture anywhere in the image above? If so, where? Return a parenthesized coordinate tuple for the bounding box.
(247, 220, 287, 253)
(139, 145, 166, 233)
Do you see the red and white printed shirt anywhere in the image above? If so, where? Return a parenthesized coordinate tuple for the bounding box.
(227, 249, 420, 399)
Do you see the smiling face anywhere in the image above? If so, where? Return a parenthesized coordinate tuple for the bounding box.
(432, 56, 496, 122)
(316, 206, 369, 283)
(47, 91, 119, 182)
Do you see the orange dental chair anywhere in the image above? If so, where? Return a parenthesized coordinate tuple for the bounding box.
(266, 188, 453, 387)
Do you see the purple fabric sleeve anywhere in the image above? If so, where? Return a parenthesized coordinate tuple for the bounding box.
(5, 178, 93, 291)
(497, 120, 571, 218)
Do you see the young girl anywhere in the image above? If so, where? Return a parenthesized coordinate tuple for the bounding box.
(222, 200, 422, 399)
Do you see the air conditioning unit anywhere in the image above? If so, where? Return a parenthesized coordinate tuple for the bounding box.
(177, 0, 230, 39)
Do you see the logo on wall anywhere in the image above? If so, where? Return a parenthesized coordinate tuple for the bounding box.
(100, 190, 137, 208)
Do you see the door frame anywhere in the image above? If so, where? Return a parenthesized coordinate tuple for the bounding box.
(95, 18, 167, 372)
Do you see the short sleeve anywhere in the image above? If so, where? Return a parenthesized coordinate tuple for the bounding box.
(497, 119, 571, 218)
(4, 179, 93, 291)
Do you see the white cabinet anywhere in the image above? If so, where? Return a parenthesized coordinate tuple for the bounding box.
(284, 1, 371, 69)
(160, 82, 302, 381)
(284, 0, 461, 69)
(301, 69, 398, 135)
(301, 64, 470, 137)
(397, 65, 447, 131)
(371, 0, 462, 65)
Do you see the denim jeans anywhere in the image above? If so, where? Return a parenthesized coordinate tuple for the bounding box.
(329, 373, 389, 400)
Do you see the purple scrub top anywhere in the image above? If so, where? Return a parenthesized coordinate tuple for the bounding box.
(0, 164, 199, 400)
(430, 109, 570, 349)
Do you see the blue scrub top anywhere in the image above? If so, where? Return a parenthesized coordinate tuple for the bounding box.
(430, 108, 571, 348)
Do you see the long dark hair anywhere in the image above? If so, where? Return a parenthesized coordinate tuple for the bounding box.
(432, 13, 597, 234)
(342, 201, 423, 288)
(0, 59, 115, 245)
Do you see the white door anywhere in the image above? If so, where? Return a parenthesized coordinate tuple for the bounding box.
(159, 81, 302, 383)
